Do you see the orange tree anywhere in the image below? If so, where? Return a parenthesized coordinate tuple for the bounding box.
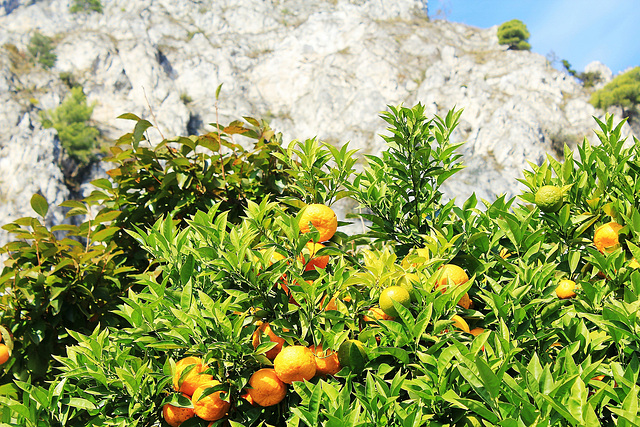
(1, 105, 640, 426)
(0, 109, 292, 388)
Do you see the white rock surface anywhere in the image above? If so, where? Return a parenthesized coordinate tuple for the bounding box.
(0, 0, 631, 245)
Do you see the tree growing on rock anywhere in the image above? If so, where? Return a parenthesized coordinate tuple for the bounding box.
(39, 86, 100, 167)
(590, 66, 640, 117)
(497, 19, 531, 51)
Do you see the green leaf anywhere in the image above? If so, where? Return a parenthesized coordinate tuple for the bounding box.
(30, 193, 48, 218)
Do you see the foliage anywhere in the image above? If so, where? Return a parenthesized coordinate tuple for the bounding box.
(0, 110, 292, 395)
(562, 60, 602, 89)
(27, 32, 56, 69)
(497, 19, 531, 51)
(0, 195, 130, 383)
(591, 67, 640, 115)
(40, 86, 100, 166)
(2, 104, 640, 426)
(347, 104, 464, 254)
(98, 112, 291, 272)
(69, 0, 103, 13)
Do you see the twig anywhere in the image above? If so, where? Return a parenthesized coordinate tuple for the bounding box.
(142, 87, 165, 141)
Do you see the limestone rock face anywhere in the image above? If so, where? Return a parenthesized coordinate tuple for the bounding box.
(0, 0, 630, 244)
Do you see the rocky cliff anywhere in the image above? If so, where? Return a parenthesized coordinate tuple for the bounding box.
(0, 0, 630, 244)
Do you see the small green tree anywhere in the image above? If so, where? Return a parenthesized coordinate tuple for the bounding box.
(69, 0, 103, 13)
(591, 66, 640, 116)
(497, 19, 531, 51)
(27, 32, 56, 69)
(40, 86, 100, 166)
(562, 59, 602, 89)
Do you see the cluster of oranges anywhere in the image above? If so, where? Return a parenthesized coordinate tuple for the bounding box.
(554, 220, 637, 299)
(162, 356, 229, 426)
(163, 332, 342, 426)
(532, 185, 638, 299)
(165, 202, 636, 425)
(163, 204, 341, 426)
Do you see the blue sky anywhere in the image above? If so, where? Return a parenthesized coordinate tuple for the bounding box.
(430, 0, 639, 75)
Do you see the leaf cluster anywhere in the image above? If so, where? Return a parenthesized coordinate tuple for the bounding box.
(27, 32, 56, 69)
(2, 106, 640, 426)
(39, 86, 101, 167)
(69, 0, 103, 13)
(590, 67, 640, 114)
(497, 19, 531, 51)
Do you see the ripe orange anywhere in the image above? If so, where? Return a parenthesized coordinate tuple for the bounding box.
(252, 322, 287, 360)
(240, 390, 255, 406)
(436, 264, 469, 291)
(593, 221, 623, 253)
(555, 279, 577, 299)
(299, 241, 329, 271)
(173, 357, 211, 396)
(469, 327, 484, 337)
(363, 306, 395, 322)
(379, 286, 411, 318)
(451, 315, 470, 333)
(320, 295, 338, 311)
(299, 204, 338, 242)
(457, 292, 472, 309)
(309, 344, 341, 377)
(163, 394, 195, 427)
(247, 368, 287, 407)
(0, 344, 10, 365)
(273, 345, 317, 384)
(192, 380, 230, 422)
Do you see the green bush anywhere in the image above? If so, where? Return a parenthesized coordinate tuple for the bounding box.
(69, 0, 103, 13)
(0, 110, 293, 391)
(40, 86, 100, 166)
(497, 19, 531, 51)
(27, 32, 56, 69)
(3, 104, 640, 425)
(591, 66, 640, 115)
(562, 59, 602, 89)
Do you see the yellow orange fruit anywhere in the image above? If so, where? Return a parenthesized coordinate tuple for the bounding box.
(299, 204, 338, 242)
(309, 344, 341, 377)
(469, 327, 484, 337)
(363, 306, 395, 322)
(162, 394, 195, 427)
(555, 279, 577, 299)
(436, 264, 469, 292)
(240, 390, 255, 406)
(379, 286, 411, 318)
(273, 345, 317, 384)
(0, 344, 10, 365)
(299, 241, 329, 271)
(320, 295, 338, 311)
(451, 315, 470, 333)
(630, 258, 640, 269)
(593, 221, 623, 253)
(173, 357, 209, 396)
(247, 368, 287, 407)
(192, 380, 230, 422)
(396, 273, 418, 302)
(457, 292, 472, 309)
(252, 322, 287, 360)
